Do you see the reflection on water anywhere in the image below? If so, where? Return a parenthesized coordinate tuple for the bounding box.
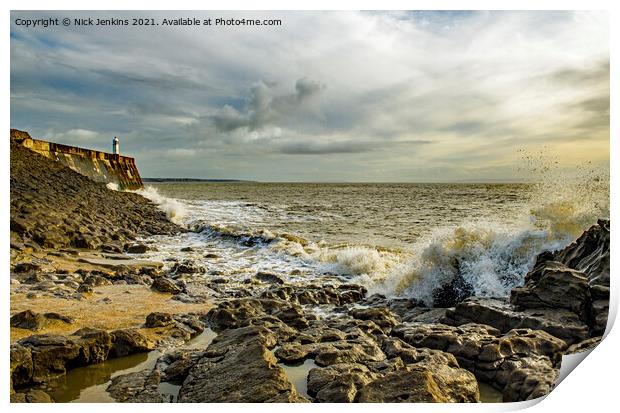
(183, 328, 217, 349)
(45, 351, 159, 403)
(158, 382, 181, 403)
(44, 329, 216, 403)
(478, 382, 503, 403)
(279, 358, 318, 399)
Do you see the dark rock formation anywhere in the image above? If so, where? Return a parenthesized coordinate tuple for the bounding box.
(110, 328, 157, 358)
(10, 389, 54, 403)
(393, 322, 567, 401)
(10, 135, 180, 251)
(10, 310, 75, 331)
(511, 220, 610, 336)
(178, 326, 308, 402)
(260, 283, 367, 306)
(349, 307, 401, 331)
(255, 271, 286, 284)
(442, 297, 589, 345)
(170, 260, 206, 275)
(126, 244, 150, 254)
(107, 369, 164, 402)
(145, 312, 176, 328)
(10, 344, 33, 390)
(205, 298, 309, 331)
(151, 277, 182, 294)
(17, 328, 113, 384)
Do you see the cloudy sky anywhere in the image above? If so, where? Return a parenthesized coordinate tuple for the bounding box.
(10, 11, 609, 181)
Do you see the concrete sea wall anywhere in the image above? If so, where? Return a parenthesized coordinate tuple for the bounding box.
(10, 129, 143, 190)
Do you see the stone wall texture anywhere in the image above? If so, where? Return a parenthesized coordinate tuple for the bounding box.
(10, 129, 143, 191)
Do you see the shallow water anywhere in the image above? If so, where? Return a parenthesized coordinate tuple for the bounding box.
(44, 329, 216, 403)
(478, 382, 504, 403)
(279, 358, 318, 399)
(45, 351, 158, 402)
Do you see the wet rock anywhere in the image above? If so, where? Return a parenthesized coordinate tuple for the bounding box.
(82, 274, 113, 287)
(43, 312, 75, 324)
(18, 328, 112, 383)
(110, 328, 157, 358)
(210, 277, 229, 284)
(432, 275, 475, 308)
(10, 344, 33, 389)
(511, 261, 590, 319)
(255, 271, 285, 284)
(260, 284, 367, 306)
(126, 244, 149, 254)
(400, 307, 448, 323)
(443, 297, 590, 345)
(151, 277, 182, 294)
(178, 325, 307, 402)
(107, 369, 164, 402)
(566, 336, 602, 354)
(171, 260, 206, 275)
(307, 363, 377, 402)
(314, 340, 386, 366)
(145, 312, 175, 328)
(168, 314, 205, 342)
(508, 220, 610, 338)
(501, 355, 559, 402)
(13, 262, 41, 273)
(77, 284, 94, 294)
(172, 293, 210, 304)
(10, 389, 54, 403)
(11, 310, 48, 331)
(275, 336, 386, 367)
(356, 368, 451, 402)
(205, 298, 309, 330)
(123, 273, 153, 285)
(590, 292, 609, 336)
(349, 307, 400, 331)
(101, 243, 123, 253)
(180, 246, 195, 252)
(552, 219, 610, 286)
(381, 337, 459, 367)
(393, 322, 567, 401)
(10, 310, 75, 331)
(157, 349, 204, 382)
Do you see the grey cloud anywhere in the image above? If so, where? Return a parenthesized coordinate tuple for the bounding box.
(546, 60, 609, 87)
(273, 139, 431, 155)
(212, 78, 325, 133)
(294, 77, 325, 102)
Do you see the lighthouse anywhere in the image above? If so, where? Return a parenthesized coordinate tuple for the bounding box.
(113, 136, 120, 155)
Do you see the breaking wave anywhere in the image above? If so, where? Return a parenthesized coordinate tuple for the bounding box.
(134, 186, 187, 225)
(133, 161, 608, 307)
(367, 163, 610, 306)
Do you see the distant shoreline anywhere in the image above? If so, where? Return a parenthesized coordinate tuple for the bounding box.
(143, 178, 533, 184)
(143, 178, 254, 183)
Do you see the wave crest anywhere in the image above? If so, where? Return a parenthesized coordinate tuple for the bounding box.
(134, 186, 187, 225)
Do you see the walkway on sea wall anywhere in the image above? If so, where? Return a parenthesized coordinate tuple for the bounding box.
(10, 129, 143, 191)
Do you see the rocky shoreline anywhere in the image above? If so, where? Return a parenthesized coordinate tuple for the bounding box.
(10, 140, 610, 403)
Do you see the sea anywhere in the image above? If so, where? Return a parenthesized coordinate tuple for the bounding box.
(132, 174, 609, 306)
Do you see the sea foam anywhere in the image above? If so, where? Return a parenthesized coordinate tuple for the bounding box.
(134, 186, 187, 225)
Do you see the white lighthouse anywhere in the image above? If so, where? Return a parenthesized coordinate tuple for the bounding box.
(113, 136, 120, 155)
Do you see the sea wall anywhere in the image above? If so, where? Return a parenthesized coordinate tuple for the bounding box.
(10, 129, 143, 190)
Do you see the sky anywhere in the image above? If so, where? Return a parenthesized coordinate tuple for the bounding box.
(10, 11, 609, 182)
